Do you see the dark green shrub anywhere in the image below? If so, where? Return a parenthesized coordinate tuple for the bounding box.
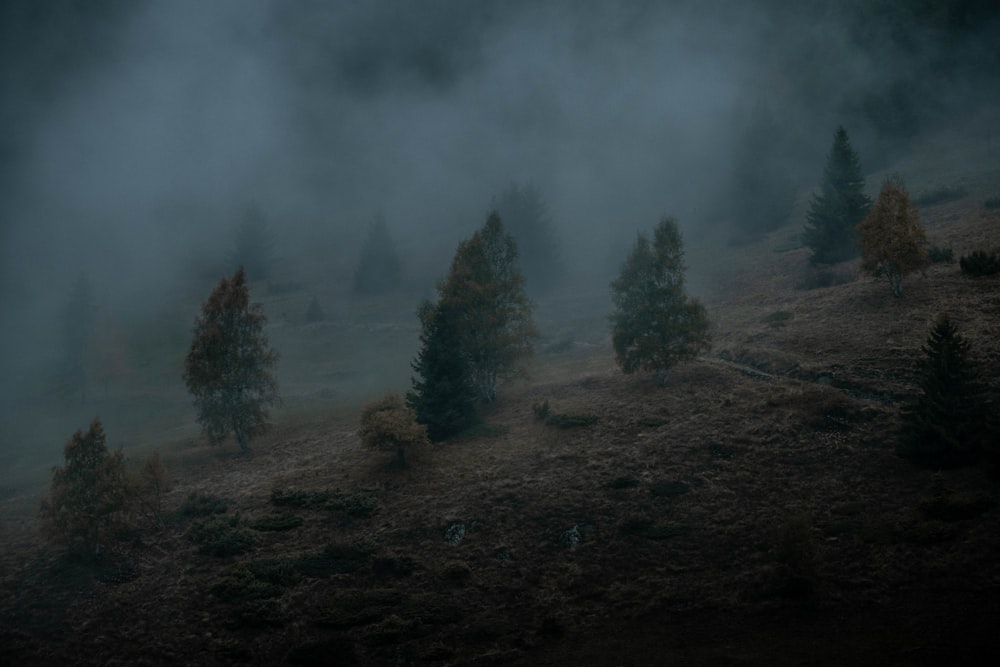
(927, 245, 954, 263)
(176, 492, 228, 519)
(914, 185, 967, 207)
(960, 249, 1000, 276)
(188, 515, 255, 557)
(607, 476, 639, 489)
(250, 514, 303, 532)
(650, 480, 690, 497)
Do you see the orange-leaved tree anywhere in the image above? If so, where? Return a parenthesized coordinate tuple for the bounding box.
(359, 391, 429, 467)
(857, 177, 929, 297)
(183, 267, 279, 452)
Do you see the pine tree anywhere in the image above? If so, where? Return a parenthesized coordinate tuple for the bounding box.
(354, 214, 402, 294)
(803, 126, 872, 265)
(495, 182, 562, 293)
(609, 217, 710, 381)
(39, 418, 129, 558)
(857, 177, 929, 297)
(183, 268, 279, 452)
(407, 299, 478, 441)
(898, 315, 991, 467)
(359, 391, 429, 467)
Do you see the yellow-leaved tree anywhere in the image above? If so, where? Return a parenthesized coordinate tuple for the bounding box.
(857, 177, 929, 297)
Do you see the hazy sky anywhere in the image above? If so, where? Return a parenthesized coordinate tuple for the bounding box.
(0, 0, 997, 391)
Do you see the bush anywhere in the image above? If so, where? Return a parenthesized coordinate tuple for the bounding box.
(188, 515, 256, 557)
(914, 185, 967, 207)
(927, 245, 954, 263)
(959, 249, 1000, 276)
(39, 419, 129, 558)
(176, 492, 228, 519)
(359, 391, 429, 467)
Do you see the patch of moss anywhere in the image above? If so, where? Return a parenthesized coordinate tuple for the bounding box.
(251, 514, 304, 532)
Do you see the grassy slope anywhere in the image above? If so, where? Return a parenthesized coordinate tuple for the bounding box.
(2, 109, 1000, 665)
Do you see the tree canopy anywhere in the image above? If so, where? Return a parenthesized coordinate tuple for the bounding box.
(609, 217, 710, 380)
(857, 177, 929, 297)
(183, 268, 279, 452)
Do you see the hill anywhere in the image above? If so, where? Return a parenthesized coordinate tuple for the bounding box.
(2, 111, 1000, 665)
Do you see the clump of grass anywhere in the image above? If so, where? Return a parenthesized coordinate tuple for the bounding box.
(176, 492, 228, 520)
(545, 412, 599, 428)
(250, 514, 304, 532)
(440, 560, 473, 585)
(296, 543, 375, 577)
(762, 310, 793, 327)
(607, 475, 640, 489)
(927, 245, 954, 263)
(914, 185, 967, 207)
(960, 249, 1000, 276)
(650, 480, 690, 498)
(187, 515, 255, 557)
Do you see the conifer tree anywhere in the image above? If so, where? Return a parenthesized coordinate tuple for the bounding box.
(495, 182, 562, 293)
(898, 315, 991, 467)
(183, 268, 279, 452)
(354, 214, 402, 294)
(803, 126, 872, 264)
(857, 177, 929, 297)
(609, 217, 710, 382)
(407, 299, 478, 441)
(39, 418, 128, 558)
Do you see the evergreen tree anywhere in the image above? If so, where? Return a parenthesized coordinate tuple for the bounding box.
(609, 217, 710, 382)
(803, 126, 872, 264)
(495, 182, 562, 293)
(407, 299, 478, 441)
(230, 204, 275, 281)
(39, 418, 128, 558)
(898, 315, 992, 467)
(857, 177, 929, 297)
(183, 268, 279, 452)
(354, 214, 402, 294)
(58, 272, 96, 403)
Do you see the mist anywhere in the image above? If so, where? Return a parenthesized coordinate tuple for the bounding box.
(1, 0, 997, 467)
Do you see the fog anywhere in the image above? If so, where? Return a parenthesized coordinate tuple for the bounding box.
(1, 1, 997, 469)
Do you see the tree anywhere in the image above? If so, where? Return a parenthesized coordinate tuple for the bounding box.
(230, 204, 275, 281)
(898, 315, 992, 467)
(359, 391, 429, 467)
(437, 211, 538, 403)
(857, 177, 929, 297)
(58, 271, 96, 403)
(39, 418, 129, 558)
(495, 182, 562, 293)
(802, 126, 872, 265)
(354, 214, 402, 294)
(609, 217, 710, 381)
(183, 268, 279, 452)
(407, 299, 478, 441)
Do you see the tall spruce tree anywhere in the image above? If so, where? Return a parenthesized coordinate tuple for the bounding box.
(183, 268, 279, 452)
(609, 217, 710, 382)
(803, 126, 872, 264)
(354, 214, 402, 294)
(898, 315, 991, 467)
(495, 182, 562, 293)
(407, 299, 478, 441)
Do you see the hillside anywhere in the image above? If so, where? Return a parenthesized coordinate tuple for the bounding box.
(2, 116, 1000, 664)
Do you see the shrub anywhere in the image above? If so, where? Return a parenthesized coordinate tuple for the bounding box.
(39, 419, 129, 558)
(131, 450, 169, 529)
(914, 185, 967, 207)
(177, 492, 228, 519)
(359, 391, 429, 468)
(188, 515, 255, 557)
(959, 249, 1000, 276)
(927, 245, 954, 263)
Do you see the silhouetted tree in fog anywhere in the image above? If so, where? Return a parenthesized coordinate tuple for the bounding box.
(899, 315, 992, 467)
(803, 126, 872, 264)
(58, 272, 96, 403)
(610, 217, 710, 382)
(857, 177, 929, 297)
(354, 214, 402, 294)
(495, 182, 562, 293)
(230, 205, 275, 281)
(184, 268, 279, 453)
